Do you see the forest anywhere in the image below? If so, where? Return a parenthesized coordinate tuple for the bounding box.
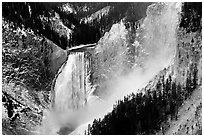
(86, 2, 202, 135)
(2, 2, 150, 49)
(87, 64, 199, 134)
(2, 2, 202, 135)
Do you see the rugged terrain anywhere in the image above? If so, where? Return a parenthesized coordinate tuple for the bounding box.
(2, 2, 202, 135)
(164, 87, 202, 135)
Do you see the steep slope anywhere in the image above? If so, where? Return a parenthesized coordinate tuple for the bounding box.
(2, 2, 201, 135)
(85, 2, 202, 135)
(2, 19, 68, 134)
(2, 2, 151, 50)
(52, 2, 182, 135)
(164, 87, 202, 135)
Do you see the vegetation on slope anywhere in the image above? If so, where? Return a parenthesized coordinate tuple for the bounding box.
(86, 2, 202, 135)
(2, 20, 52, 91)
(1, 2, 149, 134)
(2, 2, 151, 49)
(1, 2, 201, 135)
(2, 19, 53, 134)
(163, 87, 202, 135)
(86, 66, 199, 134)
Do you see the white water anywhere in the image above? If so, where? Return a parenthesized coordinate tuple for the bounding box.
(54, 52, 87, 111)
(38, 2, 182, 135)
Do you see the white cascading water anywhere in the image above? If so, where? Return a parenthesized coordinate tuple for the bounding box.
(38, 52, 94, 135)
(54, 52, 87, 111)
(38, 2, 182, 135)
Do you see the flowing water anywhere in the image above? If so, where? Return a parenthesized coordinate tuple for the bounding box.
(39, 2, 182, 135)
(54, 52, 87, 111)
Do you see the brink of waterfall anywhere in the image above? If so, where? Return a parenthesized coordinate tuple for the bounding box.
(2, 2, 202, 135)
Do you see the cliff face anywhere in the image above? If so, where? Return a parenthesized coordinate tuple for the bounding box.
(1, 2, 152, 134)
(72, 2, 202, 135)
(2, 2, 202, 135)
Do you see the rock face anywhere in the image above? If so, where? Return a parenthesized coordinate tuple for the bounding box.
(2, 2, 202, 135)
(45, 39, 68, 75)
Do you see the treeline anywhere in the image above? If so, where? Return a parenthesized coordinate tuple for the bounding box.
(81, 3, 151, 38)
(86, 2, 202, 134)
(86, 63, 198, 135)
(50, 2, 151, 48)
(53, 4, 101, 47)
(2, 2, 69, 49)
(2, 2, 101, 49)
(2, 25, 52, 91)
(180, 2, 202, 32)
(2, 2, 151, 49)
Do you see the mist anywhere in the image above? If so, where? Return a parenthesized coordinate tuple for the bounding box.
(37, 2, 182, 135)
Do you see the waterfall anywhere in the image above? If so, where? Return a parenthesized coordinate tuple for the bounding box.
(39, 2, 182, 135)
(38, 51, 94, 135)
(54, 52, 89, 111)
